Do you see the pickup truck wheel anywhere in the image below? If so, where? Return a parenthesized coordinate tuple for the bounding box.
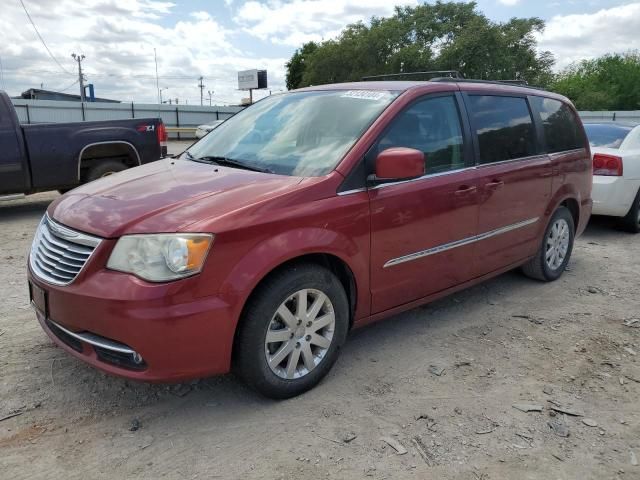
(235, 263, 349, 399)
(84, 160, 127, 183)
(620, 188, 640, 233)
(522, 206, 575, 282)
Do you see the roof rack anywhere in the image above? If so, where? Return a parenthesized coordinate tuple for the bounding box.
(360, 71, 548, 91)
(430, 77, 547, 91)
(361, 70, 464, 81)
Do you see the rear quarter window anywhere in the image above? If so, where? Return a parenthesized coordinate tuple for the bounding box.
(467, 95, 537, 164)
(530, 97, 585, 153)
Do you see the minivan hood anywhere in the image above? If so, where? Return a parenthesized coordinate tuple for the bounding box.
(49, 158, 303, 238)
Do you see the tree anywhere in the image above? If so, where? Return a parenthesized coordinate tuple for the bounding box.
(285, 1, 554, 89)
(551, 52, 640, 110)
(285, 42, 318, 90)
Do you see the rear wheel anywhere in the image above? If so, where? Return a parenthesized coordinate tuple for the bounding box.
(620, 188, 640, 233)
(522, 206, 575, 282)
(235, 263, 349, 399)
(84, 160, 127, 184)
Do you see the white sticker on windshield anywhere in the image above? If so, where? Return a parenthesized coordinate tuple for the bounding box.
(340, 90, 388, 101)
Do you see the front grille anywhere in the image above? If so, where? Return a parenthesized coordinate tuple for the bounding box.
(30, 215, 102, 286)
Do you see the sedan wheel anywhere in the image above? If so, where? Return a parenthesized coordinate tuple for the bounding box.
(620, 188, 640, 233)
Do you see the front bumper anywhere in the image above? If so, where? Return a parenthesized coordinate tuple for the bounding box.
(592, 176, 640, 217)
(29, 265, 236, 382)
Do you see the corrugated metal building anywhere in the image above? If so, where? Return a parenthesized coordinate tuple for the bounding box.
(17, 88, 120, 103)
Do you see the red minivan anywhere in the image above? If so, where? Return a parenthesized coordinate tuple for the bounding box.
(28, 80, 592, 398)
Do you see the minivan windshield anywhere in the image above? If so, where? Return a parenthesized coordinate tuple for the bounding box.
(185, 90, 398, 176)
(584, 123, 633, 149)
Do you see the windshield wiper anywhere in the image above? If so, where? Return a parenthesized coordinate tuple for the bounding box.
(192, 155, 273, 174)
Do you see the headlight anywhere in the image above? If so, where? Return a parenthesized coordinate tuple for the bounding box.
(107, 233, 213, 282)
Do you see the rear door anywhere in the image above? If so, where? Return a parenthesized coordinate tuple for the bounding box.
(464, 94, 552, 277)
(368, 93, 480, 313)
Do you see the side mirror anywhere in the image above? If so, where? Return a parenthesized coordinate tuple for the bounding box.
(372, 147, 425, 182)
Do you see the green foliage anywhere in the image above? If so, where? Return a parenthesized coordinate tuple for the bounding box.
(285, 42, 319, 91)
(285, 1, 555, 89)
(551, 52, 640, 110)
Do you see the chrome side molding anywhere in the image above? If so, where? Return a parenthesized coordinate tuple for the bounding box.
(384, 217, 539, 268)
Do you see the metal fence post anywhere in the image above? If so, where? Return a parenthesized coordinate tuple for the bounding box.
(25, 104, 31, 124)
(131, 102, 135, 118)
(216, 110, 219, 120)
(175, 107, 180, 140)
(81, 102, 86, 121)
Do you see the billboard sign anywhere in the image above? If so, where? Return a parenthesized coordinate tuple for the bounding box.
(238, 69, 268, 90)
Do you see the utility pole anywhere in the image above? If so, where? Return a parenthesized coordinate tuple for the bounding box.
(198, 76, 205, 106)
(154, 48, 160, 104)
(71, 53, 86, 102)
(207, 90, 214, 106)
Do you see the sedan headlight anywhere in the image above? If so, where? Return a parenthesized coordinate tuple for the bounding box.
(107, 234, 214, 282)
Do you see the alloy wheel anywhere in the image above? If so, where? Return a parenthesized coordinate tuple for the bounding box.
(545, 218, 570, 271)
(264, 289, 335, 380)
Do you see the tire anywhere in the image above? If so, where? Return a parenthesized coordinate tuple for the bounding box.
(84, 160, 127, 183)
(522, 206, 575, 282)
(620, 188, 640, 233)
(235, 263, 349, 399)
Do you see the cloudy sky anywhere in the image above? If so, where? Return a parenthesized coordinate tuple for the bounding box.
(0, 0, 639, 105)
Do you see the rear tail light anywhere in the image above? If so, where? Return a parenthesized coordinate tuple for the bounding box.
(157, 122, 168, 147)
(593, 153, 623, 176)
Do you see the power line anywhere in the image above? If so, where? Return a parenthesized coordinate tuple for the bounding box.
(19, 0, 74, 76)
(0, 67, 223, 81)
(56, 78, 79, 92)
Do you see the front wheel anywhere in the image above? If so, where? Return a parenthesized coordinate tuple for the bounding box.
(522, 206, 575, 282)
(235, 263, 349, 399)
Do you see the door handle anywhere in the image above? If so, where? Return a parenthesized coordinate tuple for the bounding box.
(454, 185, 477, 196)
(485, 179, 504, 190)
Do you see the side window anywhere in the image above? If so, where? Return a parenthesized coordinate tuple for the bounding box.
(467, 95, 537, 164)
(530, 96, 584, 153)
(376, 95, 465, 175)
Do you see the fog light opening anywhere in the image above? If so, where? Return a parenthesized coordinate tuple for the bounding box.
(132, 352, 144, 365)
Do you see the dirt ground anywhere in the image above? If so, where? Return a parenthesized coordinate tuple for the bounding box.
(1, 189, 639, 480)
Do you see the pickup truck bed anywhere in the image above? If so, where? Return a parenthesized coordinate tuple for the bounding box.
(1, 91, 167, 195)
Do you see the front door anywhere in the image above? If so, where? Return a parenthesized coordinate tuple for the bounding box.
(368, 94, 480, 314)
(464, 94, 552, 276)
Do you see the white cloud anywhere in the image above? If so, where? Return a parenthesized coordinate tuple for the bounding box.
(235, 0, 419, 46)
(497, 0, 521, 5)
(0, 0, 286, 104)
(538, 2, 640, 70)
(190, 11, 211, 21)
